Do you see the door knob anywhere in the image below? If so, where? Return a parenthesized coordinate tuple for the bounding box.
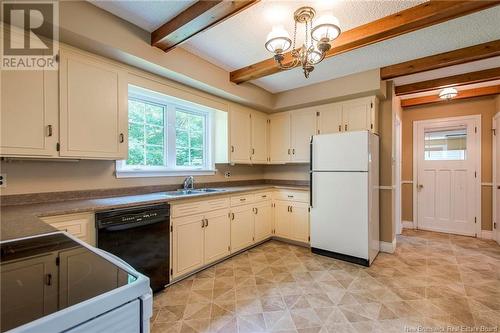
(417, 184, 424, 190)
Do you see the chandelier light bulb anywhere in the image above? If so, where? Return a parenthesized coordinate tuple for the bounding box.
(311, 14, 341, 42)
(438, 87, 458, 100)
(265, 25, 292, 54)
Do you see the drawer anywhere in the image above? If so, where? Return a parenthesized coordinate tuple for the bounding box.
(206, 198, 230, 211)
(230, 194, 254, 207)
(273, 190, 309, 203)
(172, 197, 229, 218)
(52, 220, 87, 238)
(254, 192, 272, 202)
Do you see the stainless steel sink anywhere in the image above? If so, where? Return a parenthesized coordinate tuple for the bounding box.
(164, 188, 226, 196)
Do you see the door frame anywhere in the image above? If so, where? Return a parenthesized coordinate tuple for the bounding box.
(394, 114, 402, 235)
(494, 112, 499, 243)
(412, 114, 481, 237)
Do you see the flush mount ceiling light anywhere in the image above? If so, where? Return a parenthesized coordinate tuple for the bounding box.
(265, 6, 341, 79)
(438, 87, 458, 100)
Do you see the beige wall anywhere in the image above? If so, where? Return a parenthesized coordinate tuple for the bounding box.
(401, 96, 498, 231)
(0, 161, 264, 195)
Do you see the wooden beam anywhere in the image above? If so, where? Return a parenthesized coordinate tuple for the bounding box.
(383, 40, 500, 80)
(395, 67, 500, 95)
(401, 85, 500, 107)
(152, 0, 259, 52)
(230, 0, 500, 84)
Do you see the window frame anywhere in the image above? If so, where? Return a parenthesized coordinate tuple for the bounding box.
(116, 85, 216, 178)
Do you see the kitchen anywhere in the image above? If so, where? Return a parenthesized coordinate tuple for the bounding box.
(1, 1, 500, 332)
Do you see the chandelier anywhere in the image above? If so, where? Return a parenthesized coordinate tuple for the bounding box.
(264, 7, 341, 78)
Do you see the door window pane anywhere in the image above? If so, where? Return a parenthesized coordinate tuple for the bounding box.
(424, 127, 466, 161)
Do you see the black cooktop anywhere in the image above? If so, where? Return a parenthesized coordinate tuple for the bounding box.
(0, 233, 137, 332)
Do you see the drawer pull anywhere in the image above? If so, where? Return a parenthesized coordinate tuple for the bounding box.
(261, 195, 267, 198)
(287, 195, 294, 198)
(240, 198, 246, 202)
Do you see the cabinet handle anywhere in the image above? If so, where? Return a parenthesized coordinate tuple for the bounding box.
(292, 148, 295, 155)
(338, 125, 342, 132)
(255, 207, 258, 214)
(201, 219, 205, 228)
(231, 146, 235, 152)
(205, 219, 208, 227)
(287, 206, 290, 212)
(45, 273, 52, 286)
(261, 195, 267, 198)
(46, 125, 53, 137)
(231, 212, 235, 220)
(288, 149, 291, 155)
(345, 124, 348, 131)
(119, 133, 124, 143)
(240, 198, 246, 202)
(252, 148, 255, 155)
(290, 206, 293, 213)
(287, 195, 294, 198)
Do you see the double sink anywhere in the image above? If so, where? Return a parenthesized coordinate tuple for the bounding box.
(164, 188, 227, 197)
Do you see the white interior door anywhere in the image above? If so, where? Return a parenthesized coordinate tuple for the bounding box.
(493, 112, 500, 245)
(414, 116, 480, 236)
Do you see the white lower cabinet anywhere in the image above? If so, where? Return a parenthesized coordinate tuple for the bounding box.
(230, 205, 255, 253)
(172, 214, 206, 279)
(274, 201, 292, 239)
(272, 190, 310, 243)
(204, 210, 231, 265)
(254, 201, 273, 242)
(290, 202, 310, 243)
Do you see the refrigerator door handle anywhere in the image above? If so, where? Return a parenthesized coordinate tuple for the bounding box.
(309, 136, 313, 208)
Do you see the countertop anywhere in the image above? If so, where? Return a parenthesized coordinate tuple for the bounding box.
(1, 184, 308, 241)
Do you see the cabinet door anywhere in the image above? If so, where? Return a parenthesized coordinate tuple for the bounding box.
(1, 253, 58, 332)
(291, 108, 317, 162)
(269, 112, 291, 163)
(274, 200, 291, 238)
(172, 215, 205, 278)
(254, 201, 273, 242)
(230, 205, 254, 253)
(342, 98, 371, 132)
(230, 105, 251, 163)
(0, 69, 58, 157)
(318, 103, 342, 134)
(59, 50, 128, 159)
(204, 209, 231, 265)
(290, 202, 310, 243)
(251, 111, 268, 164)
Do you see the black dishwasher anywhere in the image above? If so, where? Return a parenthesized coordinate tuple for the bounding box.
(96, 204, 169, 292)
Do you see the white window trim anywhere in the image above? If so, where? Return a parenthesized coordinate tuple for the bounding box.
(116, 85, 216, 178)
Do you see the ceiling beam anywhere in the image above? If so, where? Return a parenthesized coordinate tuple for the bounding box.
(401, 85, 500, 107)
(383, 40, 500, 80)
(152, 0, 259, 52)
(230, 0, 500, 84)
(395, 67, 500, 95)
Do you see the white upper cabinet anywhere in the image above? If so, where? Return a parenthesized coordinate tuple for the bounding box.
(0, 69, 58, 157)
(317, 103, 342, 135)
(342, 97, 372, 132)
(229, 105, 252, 164)
(269, 112, 291, 164)
(317, 96, 378, 135)
(250, 111, 268, 164)
(59, 49, 128, 159)
(290, 108, 317, 163)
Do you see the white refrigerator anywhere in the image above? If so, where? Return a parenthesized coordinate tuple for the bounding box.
(310, 131, 379, 266)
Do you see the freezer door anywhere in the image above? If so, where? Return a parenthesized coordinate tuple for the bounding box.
(310, 172, 369, 260)
(312, 131, 369, 171)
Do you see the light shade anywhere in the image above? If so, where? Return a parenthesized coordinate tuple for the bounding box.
(265, 26, 292, 54)
(439, 87, 458, 100)
(307, 47, 324, 64)
(311, 14, 341, 42)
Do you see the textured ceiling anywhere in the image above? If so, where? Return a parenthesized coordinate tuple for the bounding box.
(90, 0, 196, 32)
(88, 0, 500, 94)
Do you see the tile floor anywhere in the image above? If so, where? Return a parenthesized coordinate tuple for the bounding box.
(152, 230, 500, 332)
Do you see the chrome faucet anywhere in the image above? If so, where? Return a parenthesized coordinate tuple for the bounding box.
(183, 176, 194, 190)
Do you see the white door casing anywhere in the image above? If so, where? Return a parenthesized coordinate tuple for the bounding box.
(493, 112, 500, 244)
(413, 115, 481, 237)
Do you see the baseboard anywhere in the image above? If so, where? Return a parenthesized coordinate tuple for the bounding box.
(379, 238, 396, 254)
(402, 220, 415, 229)
(481, 230, 493, 240)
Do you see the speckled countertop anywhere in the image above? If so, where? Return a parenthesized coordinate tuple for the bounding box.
(1, 184, 308, 241)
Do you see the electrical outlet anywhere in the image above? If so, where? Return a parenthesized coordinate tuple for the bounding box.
(0, 174, 6, 188)
(224, 171, 231, 178)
